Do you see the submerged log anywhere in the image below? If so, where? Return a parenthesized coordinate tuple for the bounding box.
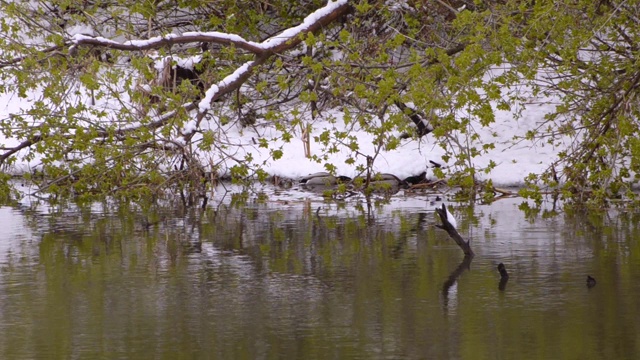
(435, 204, 474, 257)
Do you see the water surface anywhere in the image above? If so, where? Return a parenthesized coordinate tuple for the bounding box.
(0, 190, 638, 359)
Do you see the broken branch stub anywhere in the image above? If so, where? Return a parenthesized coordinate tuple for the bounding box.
(435, 204, 474, 257)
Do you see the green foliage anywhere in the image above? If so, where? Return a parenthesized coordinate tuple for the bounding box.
(1, 0, 640, 208)
(491, 0, 640, 208)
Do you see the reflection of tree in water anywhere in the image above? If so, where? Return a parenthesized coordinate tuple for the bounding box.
(441, 255, 473, 315)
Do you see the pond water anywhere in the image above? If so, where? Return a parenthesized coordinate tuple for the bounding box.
(0, 186, 639, 359)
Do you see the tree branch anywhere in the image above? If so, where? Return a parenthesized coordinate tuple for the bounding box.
(70, 0, 351, 56)
(0, 45, 65, 69)
(0, 134, 42, 165)
(435, 204, 474, 257)
(71, 32, 266, 55)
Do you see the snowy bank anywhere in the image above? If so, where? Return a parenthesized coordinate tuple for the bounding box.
(1, 89, 563, 187)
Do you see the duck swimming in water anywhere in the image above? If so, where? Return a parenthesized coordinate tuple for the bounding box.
(587, 275, 596, 288)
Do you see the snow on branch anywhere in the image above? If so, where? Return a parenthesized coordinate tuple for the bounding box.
(192, 0, 350, 111)
(198, 60, 259, 113)
(70, 0, 351, 136)
(71, 33, 265, 54)
(71, 0, 350, 56)
(260, 0, 349, 51)
(435, 204, 474, 257)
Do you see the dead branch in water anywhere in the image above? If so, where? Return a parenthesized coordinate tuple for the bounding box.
(435, 203, 474, 257)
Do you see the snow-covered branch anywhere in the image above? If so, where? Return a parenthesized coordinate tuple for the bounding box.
(71, 0, 351, 134)
(197, 59, 263, 112)
(71, 32, 265, 55)
(259, 0, 350, 52)
(435, 204, 474, 257)
(71, 0, 350, 56)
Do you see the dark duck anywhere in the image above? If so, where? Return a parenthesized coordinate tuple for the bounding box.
(403, 171, 427, 185)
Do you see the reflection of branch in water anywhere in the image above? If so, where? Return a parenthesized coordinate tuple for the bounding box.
(315, 206, 324, 226)
(390, 237, 405, 258)
(391, 212, 429, 258)
(499, 277, 509, 291)
(412, 212, 429, 232)
(442, 254, 473, 313)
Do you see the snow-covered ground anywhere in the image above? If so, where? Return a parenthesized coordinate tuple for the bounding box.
(244, 101, 564, 186)
(0, 86, 563, 187)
